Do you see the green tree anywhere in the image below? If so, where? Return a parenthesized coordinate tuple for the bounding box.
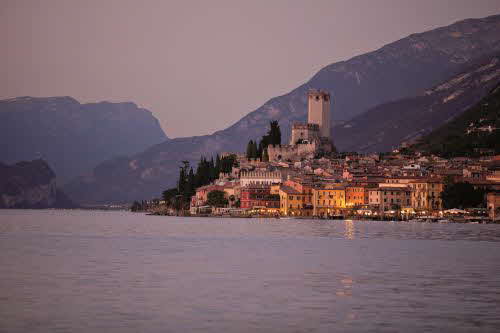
(215, 154, 221, 177)
(441, 182, 485, 209)
(262, 148, 269, 162)
(176, 160, 189, 192)
(246, 140, 254, 159)
(251, 141, 258, 158)
(162, 188, 179, 205)
(268, 120, 281, 145)
(220, 154, 236, 174)
(207, 190, 228, 207)
(130, 201, 142, 212)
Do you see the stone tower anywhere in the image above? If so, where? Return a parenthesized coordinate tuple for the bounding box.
(307, 89, 330, 139)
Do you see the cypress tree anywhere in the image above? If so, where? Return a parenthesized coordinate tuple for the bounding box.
(177, 166, 186, 194)
(268, 120, 281, 145)
(251, 140, 258, 159)
(246, 140, 254, 159)
(262, 148, 269, 162)
(215, 154, 221, 176)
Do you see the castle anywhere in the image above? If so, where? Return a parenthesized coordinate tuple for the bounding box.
(268, 89, 333, 161)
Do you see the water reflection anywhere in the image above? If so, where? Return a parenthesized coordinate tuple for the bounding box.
(336, 277, 354, 297)
(344, 220, 355, 240)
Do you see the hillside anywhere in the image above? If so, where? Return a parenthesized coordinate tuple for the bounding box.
(333, 53, 500, 153)
(0, 159, 76, 209)
(0, 97, 168, 182)
(412, 82, 500, 157)
(65, 14, 500, 204)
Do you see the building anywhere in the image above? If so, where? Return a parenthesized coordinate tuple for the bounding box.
(312, 185, 346, 217)
(240, 170, 282, 187)
(240, 184, 280, 210)
(282, 178, 314, 207)
(268, 89, 333, 162)
(307, 89, 331, 139)
(409, 179, 444, 212)
(345, 185, 369, 207)
(487, 192, 500, 221)
(378, 186, 412, 212)
(290, 123, 320, 145)
(368, 188, 381, 207)
(279, 185, 305, 216)
(192, 184, 226, 207)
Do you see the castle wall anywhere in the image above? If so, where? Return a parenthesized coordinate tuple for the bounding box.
(290, 123, 320, 145)
(267, 142, 318, 162)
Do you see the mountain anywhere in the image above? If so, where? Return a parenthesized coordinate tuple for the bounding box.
(333, 53, 500, 153)
(65, 14, 500, 204)
(411, 81, 500, 157)
(0, 159, 76, 209)
(0, 96, 168, 182)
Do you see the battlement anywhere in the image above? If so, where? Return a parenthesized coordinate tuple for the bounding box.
(308, 89, 330, 102)
(292, 123, 320, 131)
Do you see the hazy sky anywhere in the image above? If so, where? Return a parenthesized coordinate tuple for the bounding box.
(2, 0, 500, 138)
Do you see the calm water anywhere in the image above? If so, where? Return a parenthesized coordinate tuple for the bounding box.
(1, 210, 500, 332)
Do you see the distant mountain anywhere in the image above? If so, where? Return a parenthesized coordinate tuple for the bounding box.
(0, 159, 76, 208)
(0, 97, 168, 182)
(411, 81, 500, 157)
(65, 14, 500, 204)
(333, 53, 500, 153)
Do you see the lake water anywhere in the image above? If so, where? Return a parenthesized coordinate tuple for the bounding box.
(1, 210, 500, 332)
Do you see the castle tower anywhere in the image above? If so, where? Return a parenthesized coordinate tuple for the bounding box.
(307, 89, 330, 139)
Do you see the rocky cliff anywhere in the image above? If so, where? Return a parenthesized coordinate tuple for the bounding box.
(0, 97, 168, 182)
(0, 159, 76, 208)
(65, 14, 500, 204)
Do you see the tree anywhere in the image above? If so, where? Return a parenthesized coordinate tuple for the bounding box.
(251, 141, 258, 159)
(177, 166, 186, 194)
(441, 182, 485, 209)
(130, 201, 142, 212)
(246, 140, 254, 159)
(220, 154, 236, 174)
(268, 120, 281, 145)
(215, 154, 221, 177)
(162, 188, 179, 205)
(207, 190, 228, 207)
(262, 148, 269, 162)
(184, 167, 195, 200)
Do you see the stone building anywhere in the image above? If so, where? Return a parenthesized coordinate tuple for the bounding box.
(268, 89, 333, 162)
(307, 89, 331, 138)
(290, 123, 320, 145)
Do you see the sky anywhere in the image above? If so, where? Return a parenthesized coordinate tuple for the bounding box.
(2, 0, 500, 138)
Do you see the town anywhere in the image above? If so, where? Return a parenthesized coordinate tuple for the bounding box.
(134, 89, 500, 223)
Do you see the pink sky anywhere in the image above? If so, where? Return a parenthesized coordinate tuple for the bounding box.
(2, 0, 500, 137)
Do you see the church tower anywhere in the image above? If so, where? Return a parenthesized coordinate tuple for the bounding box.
(307, 89, 330, 139)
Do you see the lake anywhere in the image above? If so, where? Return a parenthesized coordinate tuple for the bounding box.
(1, 209, 500, 332)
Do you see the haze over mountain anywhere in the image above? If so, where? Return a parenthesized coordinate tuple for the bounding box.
(64, 14, 500, 204)
(0, 97, 167, 182)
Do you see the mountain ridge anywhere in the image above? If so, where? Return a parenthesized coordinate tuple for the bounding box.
(332, 53, 500, 152)
(0, 96, 168, 182)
